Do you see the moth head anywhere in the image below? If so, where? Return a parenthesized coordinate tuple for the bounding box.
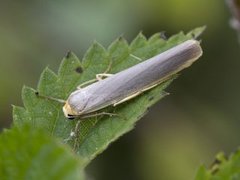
(63, 101, 78, 120)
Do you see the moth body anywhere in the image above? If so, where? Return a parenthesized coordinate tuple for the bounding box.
(63, 40, 202, 119)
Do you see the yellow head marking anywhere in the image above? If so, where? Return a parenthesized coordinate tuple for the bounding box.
(63, 101, 78, 119)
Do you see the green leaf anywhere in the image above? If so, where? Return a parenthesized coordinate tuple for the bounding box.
(0, 125, 84, 180)
(187, 26, 206, 39)
(195, 151, 240, 180)
(13, 27, 204, 166)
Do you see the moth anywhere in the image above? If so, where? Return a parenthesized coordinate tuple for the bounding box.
(38, 40, 202, 120)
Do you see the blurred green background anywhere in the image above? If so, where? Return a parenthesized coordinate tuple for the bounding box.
(0, 0, 239, 180)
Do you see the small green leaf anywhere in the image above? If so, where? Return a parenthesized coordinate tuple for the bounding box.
(130, 32, 148, 50)
(82, 42, 110, 76)
(13, 27, 205, 167)
(148, 32, 162, 43)
(195, 150, 240, 180)
(12, 105, 30, 126)
(108, 37, 129, 70)
(57, 52, 84, 99)
(194, 165, 211, 180)
(0, 125, 84, 180)
(38, 67, 59, 97)
(187, 26, 206, 39)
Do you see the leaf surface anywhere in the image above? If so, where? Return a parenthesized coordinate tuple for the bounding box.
(0, 125, 84, 180)
(13, 27, 204, 166)
(195, 151, 240, 180)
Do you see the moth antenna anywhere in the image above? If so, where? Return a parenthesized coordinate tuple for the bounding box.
(35, 91, 66, 104)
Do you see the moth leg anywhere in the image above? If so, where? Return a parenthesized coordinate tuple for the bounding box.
(77, 79, 98, 89)
(81, 112, 127, 121)
(77, 60, 113, 89)
(77, 73, 114, 89)
(103, 59, 112, 74)
(96, 73, 113, 80)
(35, 91, 66, 104)
(71, 111, 123, 149)
(73, 120, 82, 150)
(113, 83, 160, 106)
(63, 119, 81, 147)
(96, 58, 113, 80)
(63, 130, 76, 143)
(130, 54, 143, 61)
(81, 112, 118, 119)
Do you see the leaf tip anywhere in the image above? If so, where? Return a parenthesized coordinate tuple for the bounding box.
(130, 31, 148, 49)
(118, 36, 124, 41)
(160, 31, 167, 40)
(117, 35, 128, 43)
(65, 51, 75, 59)
(22, 85, 32, 94)
(138, 31, 147, 39)
(188, 26, 207, 39)
(93, 40, 105, 49)
(65, 51, 72, 59)
(21, 85, 37, 103)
